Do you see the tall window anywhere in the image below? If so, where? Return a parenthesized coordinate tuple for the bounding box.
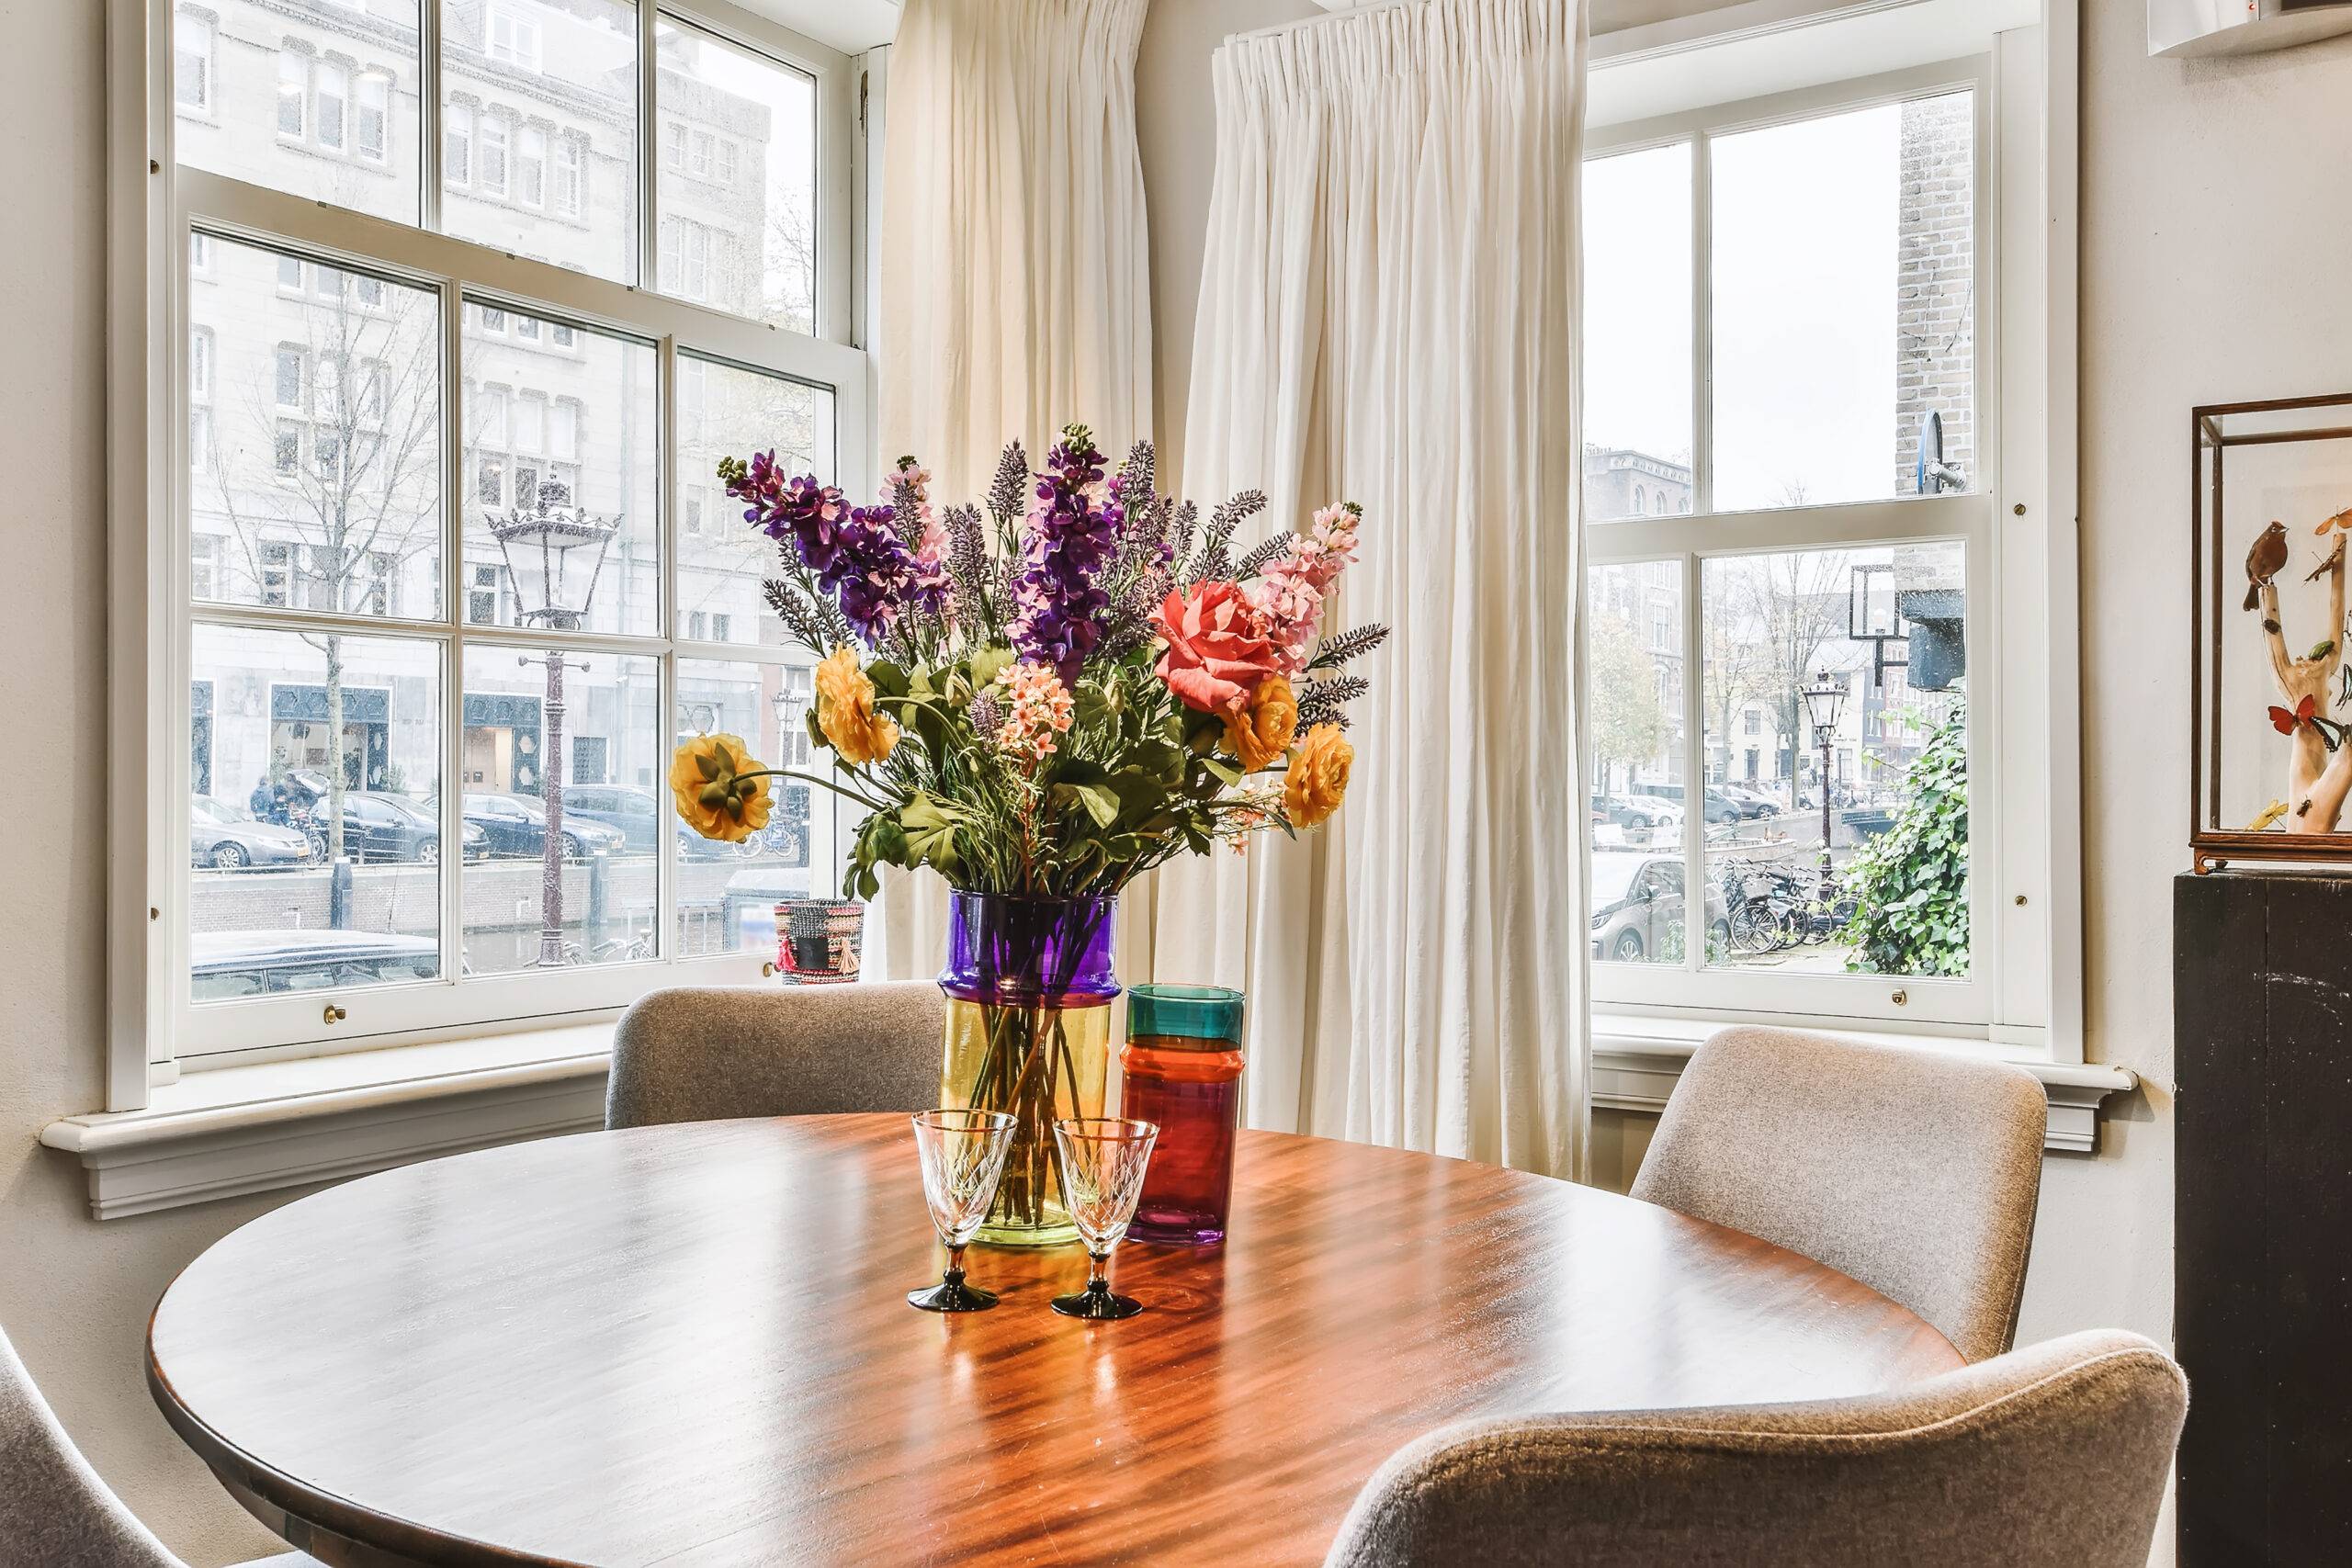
(175, 14, 212, 112)
(1583, 62, 1997, 1032)
(159, 0, 862, 1065)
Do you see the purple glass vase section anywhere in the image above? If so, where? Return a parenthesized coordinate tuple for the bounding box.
(939, 891, 1119, 1007)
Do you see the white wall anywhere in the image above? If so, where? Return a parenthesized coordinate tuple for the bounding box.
(0, 6, 306, 1562)
(3, 1, 2347, 1562)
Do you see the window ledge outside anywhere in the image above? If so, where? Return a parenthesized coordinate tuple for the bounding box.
(40, 1025, 614, 1220)
(1591, 1012, 2139, 1154)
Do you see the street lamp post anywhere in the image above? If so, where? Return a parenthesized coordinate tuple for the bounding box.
(489, 480, 620, 968)
(1801, 671, 1847, 906)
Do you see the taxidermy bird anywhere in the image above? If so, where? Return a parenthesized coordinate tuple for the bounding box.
(2245, 521, 2290, 611)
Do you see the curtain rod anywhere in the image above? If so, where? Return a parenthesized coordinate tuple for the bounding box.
(1228, 0, 1423, 47)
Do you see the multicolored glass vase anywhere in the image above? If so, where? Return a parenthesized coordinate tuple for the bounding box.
(936, 891, 1117, 1247)
(1118, 984, 1246, 1246)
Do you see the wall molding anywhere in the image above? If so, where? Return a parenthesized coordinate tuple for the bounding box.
(1593, 1019, 2137, 1154)
(41, 1028, 613, 1220)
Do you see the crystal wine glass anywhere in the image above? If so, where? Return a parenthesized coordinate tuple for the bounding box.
(908, 1109, 1019, 1312)
(1048, 1117, 1161, 1320)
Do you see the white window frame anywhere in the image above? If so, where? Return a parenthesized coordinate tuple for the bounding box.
(112, 0, 874, 1096)
(1585, 41, 2070, 1058)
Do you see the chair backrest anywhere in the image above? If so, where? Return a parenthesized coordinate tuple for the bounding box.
(1325, 1328, 2186, 1568)
(605, 981, 944, 1130)
(1630, 1026, 2046, 1362)
(1, 1325, 182, 1568)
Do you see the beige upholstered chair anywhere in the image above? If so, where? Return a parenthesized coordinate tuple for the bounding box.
(1325, 1328, 2186, 1568)
(605, 980, 944, 1129)
(1, 1325, 317, 1568)
(1631, 1025, 2047, 1362)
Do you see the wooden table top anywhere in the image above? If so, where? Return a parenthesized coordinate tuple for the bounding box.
(149, 1115, 1962, 1567)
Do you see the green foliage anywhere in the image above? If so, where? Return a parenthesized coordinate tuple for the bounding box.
(1587, 613, 1667, 782)
(1841, 699, 1970, 978)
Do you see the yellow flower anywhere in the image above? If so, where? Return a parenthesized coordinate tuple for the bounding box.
(1283, 723, 1353, 829)
(669, 733, 774, 843)
(815, 646, 900, 766)
(1223, 675, 1299, 773)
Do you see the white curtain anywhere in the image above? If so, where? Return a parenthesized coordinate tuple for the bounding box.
(1152, 0, 1590, 1179)
(870, 0, 1156, 983)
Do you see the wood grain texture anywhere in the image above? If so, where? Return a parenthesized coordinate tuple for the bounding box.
(149, 1116, 1962, 1567)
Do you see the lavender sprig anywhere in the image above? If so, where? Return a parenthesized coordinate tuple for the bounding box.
(1296, 673, 1370, 728)
(1186, 489, 1265, 584)
(1306, 623, 1391, 671)
(1169, 499, 1200, 562)
(1235, 534, 1290, 580)
(987, 441, 1031, 526)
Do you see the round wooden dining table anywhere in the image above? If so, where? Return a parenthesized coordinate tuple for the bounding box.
(149, 1114, 1961, 1567)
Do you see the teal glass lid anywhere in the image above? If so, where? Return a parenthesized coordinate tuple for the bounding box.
(1127, 983, 1244, 1042)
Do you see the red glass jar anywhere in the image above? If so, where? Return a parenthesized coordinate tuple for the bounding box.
(1118, 985, 1245, 1246)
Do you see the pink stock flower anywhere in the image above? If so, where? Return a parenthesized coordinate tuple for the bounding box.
(1243, 502, 1363, 674)
(990, 660, 1076, 765)
(1152, 581, 1282, 716)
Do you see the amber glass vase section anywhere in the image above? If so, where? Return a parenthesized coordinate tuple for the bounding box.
(936, 892, 1116, 1247)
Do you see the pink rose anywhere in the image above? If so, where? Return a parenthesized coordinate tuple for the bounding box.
(1153, 581, 1281, 715)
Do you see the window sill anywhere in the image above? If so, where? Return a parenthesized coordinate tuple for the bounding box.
(40, 1025, 613, 1221)
(41, 1010, 2136, 1222)
(1591, 1013, 2139, 1154)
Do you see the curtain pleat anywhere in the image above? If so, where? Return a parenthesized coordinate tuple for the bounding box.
(1152, 0, 1590, 1179)
(871, 0, 1155, 984)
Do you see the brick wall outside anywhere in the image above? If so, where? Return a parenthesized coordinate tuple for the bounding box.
(1895, 94, 1973, 494)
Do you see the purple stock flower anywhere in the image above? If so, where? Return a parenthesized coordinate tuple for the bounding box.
(1010, 425, 1120, 681)
(721, 450, 915, 645)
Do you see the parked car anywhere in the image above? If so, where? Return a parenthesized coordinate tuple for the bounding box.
(1630, 783, 1744, 825)
(560, 784, 742, 862)
(1589, 850, 1729, 963)
(457, 793, 628, 860)
(1596, 793, 1680, 830)
(1717, 783, 1781, 818)
(330, 792, 489, 864)
(188, 929, 440, 1001)
(188, 795, 314, 870)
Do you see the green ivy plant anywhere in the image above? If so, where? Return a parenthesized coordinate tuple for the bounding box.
(1841, 698, 1969, 978)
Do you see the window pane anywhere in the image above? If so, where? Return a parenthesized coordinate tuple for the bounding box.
(1582, 141, 1693, 525)
(188, 234, 443, 619)
(460, 647, 662, 975)
(443, 0, 638, 285)
(1700, 542, 1969, 978)
(655, 20, 818, 333)
(175, 2, 422, 227)
(1710, 92, 1975, 512)
(189, 625, 444, 1002)
(675, 658, 837, 957)
(1588, 561, 1687, 967)
(462, 303, 656, 637)
(676, 355, 834, 644)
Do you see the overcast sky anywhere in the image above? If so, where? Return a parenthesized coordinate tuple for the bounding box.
(1584, 102, 1901, 513)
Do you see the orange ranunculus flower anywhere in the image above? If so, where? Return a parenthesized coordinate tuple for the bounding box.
(669, 732, 774, 843)
(1283, 723, 1353, 829)
(815, 646, 899, 765)
(1224, 675, 1299, 773)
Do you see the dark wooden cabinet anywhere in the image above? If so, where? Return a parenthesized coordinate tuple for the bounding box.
(2174, 870, 2352, 1566)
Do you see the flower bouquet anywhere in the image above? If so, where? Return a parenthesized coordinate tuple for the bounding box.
(673, 424, 1385, 1244)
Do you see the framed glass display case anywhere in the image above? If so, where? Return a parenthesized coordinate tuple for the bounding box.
(2193, 392, 2352, 870)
